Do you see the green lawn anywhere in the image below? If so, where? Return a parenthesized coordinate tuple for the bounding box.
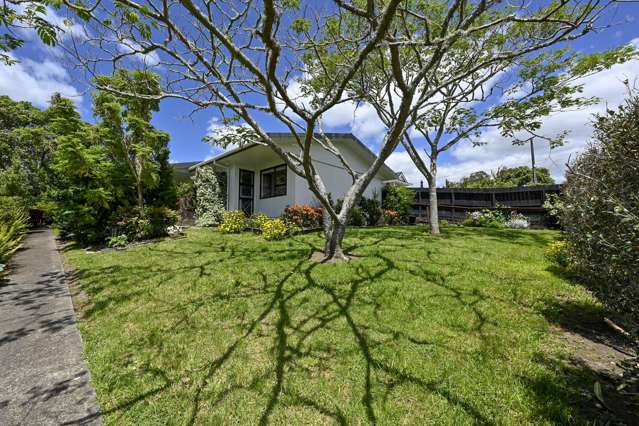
(65, 226, 600, 425)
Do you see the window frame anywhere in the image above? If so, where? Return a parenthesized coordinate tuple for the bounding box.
(260, 164, 287, 199)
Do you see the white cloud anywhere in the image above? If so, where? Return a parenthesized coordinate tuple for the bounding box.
(0, 54, 81, 108)
(117, 39, 160, 66)
(387, 56, 639, 186)
(280, 78, 388, 144)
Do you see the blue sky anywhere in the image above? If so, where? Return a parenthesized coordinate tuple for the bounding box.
(1, 2, 638, 185)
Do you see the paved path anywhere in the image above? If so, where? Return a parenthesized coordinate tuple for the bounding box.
(0, 229, 101, 425)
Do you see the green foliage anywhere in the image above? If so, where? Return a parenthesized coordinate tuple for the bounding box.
(447, 166, 554, 188)
(46, 71, 176, 244)
(146, 146, 177, 208)
(0, 1, 62, 65)
(176, 181, 195, 222)
(544, 240, 572, 269)
(261, 218, 289, 241)
(193, 166, 225, 226)
(219, 210, 247, 234)
(0, 221, 26, 263)
(50, 123, 117, 243)
(0, 94, 73, 200)
(0, 196, 29, 224)
(0, 197, 29, 263)
(554, 92, 639, 316)
(112, 207, 178, 241)
(358, 197, 382, 226)
(106, 234, 128, 248)
(348, 206, 365, 227)
(93, 69, 169, 211)
(382, 185, 414, 222)
(291, 18, 310, 33)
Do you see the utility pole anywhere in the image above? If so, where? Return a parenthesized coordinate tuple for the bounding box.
(530, 138, 537, 184)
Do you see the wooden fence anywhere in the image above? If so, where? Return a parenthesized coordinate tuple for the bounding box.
(408, 184, 562, 226)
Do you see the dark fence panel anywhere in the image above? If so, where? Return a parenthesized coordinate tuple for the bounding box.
(408, 184, 561, 227)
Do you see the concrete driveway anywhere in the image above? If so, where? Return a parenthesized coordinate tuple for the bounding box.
(0, 229, 101, 425)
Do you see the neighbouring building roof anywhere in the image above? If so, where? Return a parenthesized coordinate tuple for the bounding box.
(170, 161, 201, 183)
(189, 132, 405, 182)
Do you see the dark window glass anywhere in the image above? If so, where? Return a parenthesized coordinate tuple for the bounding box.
(260, 164, 287, 198)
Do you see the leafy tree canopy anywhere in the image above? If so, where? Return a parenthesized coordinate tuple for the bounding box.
(93, 69, 173, 211)
(0, 94, 80, 199)
(446, 166, 554, 188)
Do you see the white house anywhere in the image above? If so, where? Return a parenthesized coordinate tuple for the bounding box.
(190, 133, 405, 217)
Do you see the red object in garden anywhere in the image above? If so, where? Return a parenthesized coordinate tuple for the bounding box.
(29, 209, 44, 227)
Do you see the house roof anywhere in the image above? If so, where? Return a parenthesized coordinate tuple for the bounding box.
(171, 161, 201, 170)
(190, 132, 404, 181)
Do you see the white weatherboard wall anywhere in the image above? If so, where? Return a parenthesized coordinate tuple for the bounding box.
(213, 136, 393, 217)
(294, 137, 386, 206)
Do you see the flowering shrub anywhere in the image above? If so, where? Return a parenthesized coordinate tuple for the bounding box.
(544, 240, 572, 269)
(505, 212, 530, 229)
(250, 213, 270, 231)
(462, 209, 505, 228)
(193, 166, 225, 226)
(383, 209, 401, 225)
(261, 218, 289, 240)
(166, 225, 183, 237)
(283, 204, 322, 229)
(219, 210, 247, 233)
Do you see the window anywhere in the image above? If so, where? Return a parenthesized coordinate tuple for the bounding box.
(260, 164, 287, 198)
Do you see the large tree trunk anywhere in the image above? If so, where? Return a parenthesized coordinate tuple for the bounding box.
(428, 173, 440, 235)
(428, 157, 440, 235)
(323, 219, 348, 262)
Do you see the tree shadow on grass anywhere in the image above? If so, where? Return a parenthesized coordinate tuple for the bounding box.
(66, 229, 606, 425)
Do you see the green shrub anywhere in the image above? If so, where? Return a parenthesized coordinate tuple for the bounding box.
(219, 210, 247, 233)
(282, 218, 301, 236)
(0, 206, 29, 263)
(333, 199, 366, 226)
(0, 196, 29, 225)
(554, 93, 639, 316)
(261, 218, 289, 241)
(359, 197, 383, 226)
(106, 234, 128, 248)
(111, 207, 178, 241)
(439, 219, 449, 228)
(382, 185, 414, 222)
(349, 206, 366, 226)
